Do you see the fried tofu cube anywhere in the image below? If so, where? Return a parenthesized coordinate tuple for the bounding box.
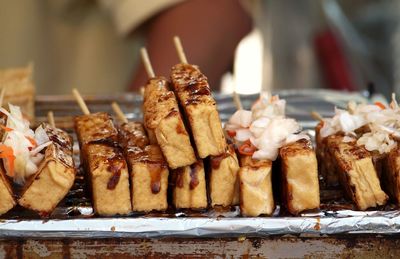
(170, 64, 226, 158)
(84, 143, 132, 216)
(315, 122, 340, 186)
(75, 113, 132, 216)
(279, 139, 320, 215)
(74, 112, 119, 146)
(239, 156, 274, 217)
(171, 160, 207, 209)
(333, 139, 388, 210)
(382, 146, 400, 204)
(209, 144, 240, 207)
(143, 77, 196, 168)
(19, 124, 76, 216)
(0, 169, 15, 215)
(119, 122, 169, 212)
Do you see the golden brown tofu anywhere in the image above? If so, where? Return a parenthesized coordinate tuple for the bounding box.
(332, 138, 388, 210)
(209, 144, 240, 207)
(74, 112, 118, 146)
(83, 144, 132, 215)
(382, 146, 400, 204)
(170, 64, 226, 158)
(143, 77, 196, 169)
(239, 156, 274, 217)
(18, 124, 76, 216)
(0, 168, 15, 215)
(75, 113, 132, 216)
(279, 139, 320, 215)
(171, 160, 207, 209)
(315, 122, 340, 186)
(118, 122, 169, 212)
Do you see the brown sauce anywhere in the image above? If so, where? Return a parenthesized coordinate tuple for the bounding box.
(106, 158, 124, 190)
(176, 121, 187, 135)
(149, 163, 163, 194)
(189, 162, 201, 190)
(166, 110, 178, 118)
(175, 168, 185, 188)
(211, 153, 229, 170)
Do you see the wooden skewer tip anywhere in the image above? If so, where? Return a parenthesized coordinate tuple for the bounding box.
(72, 88, 90, 115)
(233, 91, 243, 110)
(111, 102, 128, 124)
(140, 47, 155, 78)
(173, 36, 188, 64)
(47, 111, 56, 128)
(311, 111, 323, 122)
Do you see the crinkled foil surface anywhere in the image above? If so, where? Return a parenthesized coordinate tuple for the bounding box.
(2, 89, 399, 238)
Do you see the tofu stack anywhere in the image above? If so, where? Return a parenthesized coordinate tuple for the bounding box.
(143, 77, 196, 169)
(169, 60, 237, 209)
(225, 94, 320, 216)
(19, 123, 76, 216)
(75, 112, 131, 216)
(315, 99, 400, 209)
(118, 121, 169, 212)
(170, 63, 226, 158)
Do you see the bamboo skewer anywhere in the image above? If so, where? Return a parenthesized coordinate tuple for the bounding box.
(47, 111, 56, 128)
(140, 48, 155, 78)
(0, 87, 6, 108)
(233, 91, 243, 110)
(310, 111, 323, 122)
(173, 36, 188, 64)
(111, 102, 128, 124)
(72, 88, 90, 115)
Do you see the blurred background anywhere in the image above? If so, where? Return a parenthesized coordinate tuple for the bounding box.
(0, 0, 398, 98)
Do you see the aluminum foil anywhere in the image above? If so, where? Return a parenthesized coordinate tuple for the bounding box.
(2, 89, 399, 238)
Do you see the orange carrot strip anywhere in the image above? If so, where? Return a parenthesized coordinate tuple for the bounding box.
(0, 145, 15, 176)
(375, 101, 386, 109)
(25, 136, 37, 147)
(0, 125, 13, 132)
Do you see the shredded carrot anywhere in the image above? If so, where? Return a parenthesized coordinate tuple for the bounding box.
(0, 125, 13, 132)
(375, 101, 386, 109)
(0, 145, 15, 176)
(25, 136, 37, 147)
(238, 140, 257, 156)
(226, 130, 236, 138)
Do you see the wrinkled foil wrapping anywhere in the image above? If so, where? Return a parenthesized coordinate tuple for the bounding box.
(2, 89, 399, 238)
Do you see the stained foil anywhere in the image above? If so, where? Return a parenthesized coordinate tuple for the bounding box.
(2, 89, 399, 238)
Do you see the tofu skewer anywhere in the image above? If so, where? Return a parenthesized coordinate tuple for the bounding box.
(141, 48, 196, 169)
(18, 111, 76, 217)
(170, 36, 227, 158)
(314, 112, 388, 210)
(0, 88, 16, 215)
(73, 89, 131, 216)
(140, 47, 207, 209)
(112, 102, 169, 212)
(231, 93, 274, 216)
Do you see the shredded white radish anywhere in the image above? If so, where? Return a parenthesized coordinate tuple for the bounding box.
(321, 98, 400, 154)
(225, 94, 309, 161)
(0, 103, 51, 184)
